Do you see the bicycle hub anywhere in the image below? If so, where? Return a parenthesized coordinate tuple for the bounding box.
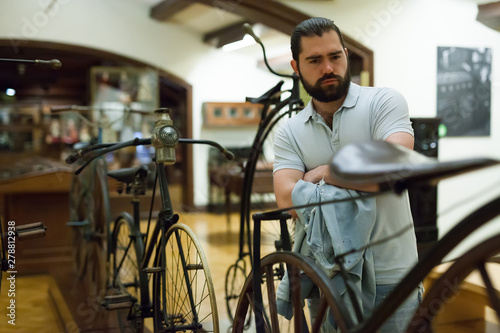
(151, 108, 179, 165)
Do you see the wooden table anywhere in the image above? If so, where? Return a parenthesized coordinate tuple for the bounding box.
(209, 165, 275, 224)
(0, 156, 73, 274)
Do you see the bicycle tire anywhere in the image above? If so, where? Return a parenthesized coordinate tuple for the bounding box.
(225, 259, 251, 325)
(86, 241, 107, 298)
(152, 223, 219, 332)
(92, 157, 113, 286)
(232, 251, 353, 333)
(69, 158, 112, 293)
(407, 234, 500, 333)
(111, 213, 145, 332)
(68, 167, 90, 279)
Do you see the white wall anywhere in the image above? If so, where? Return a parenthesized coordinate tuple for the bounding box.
(1, 0, 499, 257)
(282, 0, 500, 258)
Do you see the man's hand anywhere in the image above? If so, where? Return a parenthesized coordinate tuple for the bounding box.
(305, 164, 379, 192)
(303, 165, 330, 184)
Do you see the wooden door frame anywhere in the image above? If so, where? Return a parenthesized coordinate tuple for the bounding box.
(0, 39, 194, 208)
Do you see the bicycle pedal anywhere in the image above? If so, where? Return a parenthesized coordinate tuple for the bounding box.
(15, 222, 47, 240)
(106, 301, 134, 310)
(103, 294, 135, 310)
(143, 267, 162, 274)
(91, 232, 106, 240)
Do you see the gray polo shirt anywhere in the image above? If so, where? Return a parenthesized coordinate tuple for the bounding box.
(273, 82, 418, 284)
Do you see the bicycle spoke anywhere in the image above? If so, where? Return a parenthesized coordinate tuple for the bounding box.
(477, 262, 500, 323)
(233, 252, 349, 333)
(265, 264, 279, 333)
(154, 223, 218, 332)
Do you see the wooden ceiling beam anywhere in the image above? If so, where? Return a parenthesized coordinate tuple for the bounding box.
(150, 0, 371, 59)
(203, 20, 251, 48)
(150, 0, 373, 84)
(150, 0, 194, 21)
(150, 0, 307, 35)
(477, 1, 500, 31)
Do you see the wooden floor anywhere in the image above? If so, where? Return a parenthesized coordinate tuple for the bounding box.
(0, 212, 279, 333)
(0, 211, 499, 332)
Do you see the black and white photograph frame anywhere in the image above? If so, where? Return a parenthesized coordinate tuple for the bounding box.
(436, 46, 492, 137)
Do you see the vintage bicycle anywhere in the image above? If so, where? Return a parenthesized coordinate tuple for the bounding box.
(224, 23, 304, 324)
(231, 140, 500, 332)
(66, 108, 234, 332)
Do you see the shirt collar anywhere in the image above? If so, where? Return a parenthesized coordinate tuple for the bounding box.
(343, 82, 360, 109)
(302, 82, 360, 123)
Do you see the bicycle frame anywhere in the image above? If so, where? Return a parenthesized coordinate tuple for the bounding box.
(131, 159, 198, 321)
(69, 108, 233, 330)
(359, 192, 500, 332)
(232, 25, 304, 267)
(238, 96, 303, 265)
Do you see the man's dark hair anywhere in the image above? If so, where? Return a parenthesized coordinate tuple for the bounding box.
(291, 17, 346, 62)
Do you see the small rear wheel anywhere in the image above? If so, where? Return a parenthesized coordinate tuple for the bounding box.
(225, 259, 251, 325)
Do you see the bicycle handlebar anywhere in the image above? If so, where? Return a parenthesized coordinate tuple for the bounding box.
(243, 23, 294, 80)
(243, 23, 303, 108)
(67, 137, 234, 175)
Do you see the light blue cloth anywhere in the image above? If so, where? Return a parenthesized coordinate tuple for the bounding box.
(276, 179, 377, 324)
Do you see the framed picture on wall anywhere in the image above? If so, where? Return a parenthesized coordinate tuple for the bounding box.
(203, 102, 263, 127)
(436, 46, 491, 137)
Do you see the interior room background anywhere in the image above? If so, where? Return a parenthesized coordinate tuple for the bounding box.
(0, 0, 499, 260)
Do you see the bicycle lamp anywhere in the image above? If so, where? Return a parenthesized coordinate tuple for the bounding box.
(152, 108, 179, 165)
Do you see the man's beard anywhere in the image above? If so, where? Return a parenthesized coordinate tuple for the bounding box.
(299, 69, 351, 103)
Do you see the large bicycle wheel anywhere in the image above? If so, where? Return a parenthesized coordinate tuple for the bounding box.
(232, 252, 352, 333)
(68, 167, 91, 278)
(111, 213, 144, 332)
(260, 218, 296, 255)
(225, 217, 295, 326)
(153, 223, 219, 332)
(69, 157, 112, 294)
(407, 234, 500, 333)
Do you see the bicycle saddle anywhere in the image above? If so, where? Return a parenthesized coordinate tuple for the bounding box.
(330, 141, 499, 189)
(108, 165, 150, 184)
(246, 80, 284, 104)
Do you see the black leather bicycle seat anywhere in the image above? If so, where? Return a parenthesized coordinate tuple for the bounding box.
(330, 141, 499, 188)
(246, 80, 284, 104)
(108, 165, 149, 184)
